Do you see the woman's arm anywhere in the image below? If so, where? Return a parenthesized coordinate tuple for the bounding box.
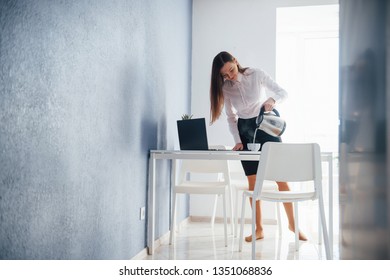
(258, 69, 288, 104)
(224, 96, 242, 145)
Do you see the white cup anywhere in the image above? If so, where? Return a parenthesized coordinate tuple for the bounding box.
(247, 143, 261, 151)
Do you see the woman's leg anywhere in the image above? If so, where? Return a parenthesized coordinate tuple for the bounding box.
(276, 181, 308, 241)
(245, 174, 264, 242)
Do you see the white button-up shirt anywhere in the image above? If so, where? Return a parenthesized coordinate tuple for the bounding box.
(222, 68, 288, 143)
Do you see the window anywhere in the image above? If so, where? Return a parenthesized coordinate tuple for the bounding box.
(276, 5, 339, 153)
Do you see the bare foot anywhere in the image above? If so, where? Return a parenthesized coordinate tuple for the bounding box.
(288, 225, 308, 241)
(245, 230, 264, 242)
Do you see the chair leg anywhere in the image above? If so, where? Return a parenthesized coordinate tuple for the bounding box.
(318, 194, 331, 259)
(251, 197, 256, 260)
(228, 185, 234, 235)
(211, 195, 218, 228)
(276, 202, 282, 237)
(318, 202, 323, 245)
(234, 188, 239, 237)
(222, 193, 228, 247)
(294, 202, 299, 251)
(238, 192, 247, 252)
(169, 193, 177, 245)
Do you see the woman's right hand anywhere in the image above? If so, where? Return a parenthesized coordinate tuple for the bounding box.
(232, 143, 244, 151)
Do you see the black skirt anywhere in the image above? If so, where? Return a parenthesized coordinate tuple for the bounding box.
(237, 117, 281, 176)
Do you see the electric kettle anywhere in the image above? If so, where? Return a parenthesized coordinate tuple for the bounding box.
(255, 106, 286, 137)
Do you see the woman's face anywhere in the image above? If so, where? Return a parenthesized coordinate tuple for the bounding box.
(220, 59, 238, 81)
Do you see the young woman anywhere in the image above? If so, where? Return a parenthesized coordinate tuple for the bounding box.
(210, 51, 307, 242)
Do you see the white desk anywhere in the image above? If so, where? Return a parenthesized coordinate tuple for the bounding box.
(147, 150, 334, 255)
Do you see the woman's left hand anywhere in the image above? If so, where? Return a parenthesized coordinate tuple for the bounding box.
(232, 143, 243, 151)
(262, 97, 275, 111)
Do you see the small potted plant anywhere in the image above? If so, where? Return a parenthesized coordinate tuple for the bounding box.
(181, 114, 193, 120)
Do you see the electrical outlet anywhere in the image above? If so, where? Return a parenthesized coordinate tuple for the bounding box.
(139, 207, 145, 220)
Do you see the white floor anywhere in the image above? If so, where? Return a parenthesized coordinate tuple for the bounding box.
(141, 215, 340, 260)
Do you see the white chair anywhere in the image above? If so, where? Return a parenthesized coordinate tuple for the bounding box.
(238, 142, 331, 260)
(169, 157, 232, 247)
(229, 159, 281, 237)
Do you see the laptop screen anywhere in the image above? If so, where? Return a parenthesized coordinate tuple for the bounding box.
(177, 118, 209, 150)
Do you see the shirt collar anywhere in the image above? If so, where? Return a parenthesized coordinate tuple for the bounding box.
(228, 72, 243, 86)
(236, 72, 243, 83)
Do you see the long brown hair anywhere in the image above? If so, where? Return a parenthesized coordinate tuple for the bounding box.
(210, 51, 247, 124)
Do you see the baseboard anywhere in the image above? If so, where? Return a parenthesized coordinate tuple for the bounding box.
(131, 217, 191, 260)
(132, 247, 149, 260)
(190, 216, 277, 225)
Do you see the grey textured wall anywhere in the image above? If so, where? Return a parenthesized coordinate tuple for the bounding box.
(0, 0, 192, 259)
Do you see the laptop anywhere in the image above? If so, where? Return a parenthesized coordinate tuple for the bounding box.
(177, 118, 225, 150)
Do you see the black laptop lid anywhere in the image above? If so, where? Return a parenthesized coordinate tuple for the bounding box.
(177, 118, 209, 150)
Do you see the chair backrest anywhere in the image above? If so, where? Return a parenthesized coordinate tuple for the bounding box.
(178, 159, 231, 185)
(254, 142, 322, 196)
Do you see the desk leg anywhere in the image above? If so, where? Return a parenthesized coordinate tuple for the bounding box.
(170, 159, 176, 243)
(147, 154, 156, 255)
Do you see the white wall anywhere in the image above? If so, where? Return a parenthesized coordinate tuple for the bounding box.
(191, 0, 338, 220)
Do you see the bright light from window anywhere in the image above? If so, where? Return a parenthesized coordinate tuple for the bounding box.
(276, 5, 339, 153)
